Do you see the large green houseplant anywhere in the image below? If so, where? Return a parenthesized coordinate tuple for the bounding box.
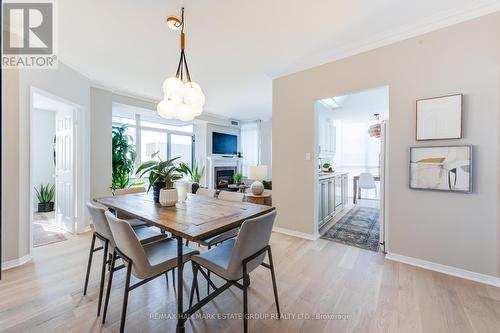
(35, 183, 55, 212)
(178, 160, 205, 193)
(111, 125, 137, 192)
(136, 155, 183, 204)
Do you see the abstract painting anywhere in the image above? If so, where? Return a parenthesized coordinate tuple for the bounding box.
(409, 146, 472, 193)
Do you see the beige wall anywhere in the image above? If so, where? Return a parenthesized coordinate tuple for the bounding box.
(1, 69, 21, 263)
(273, 13, 500, 277)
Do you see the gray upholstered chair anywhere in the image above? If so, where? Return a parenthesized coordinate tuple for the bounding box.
(102, 211, 199, 333)
(113, 187, 148, 227)
(218, 190, 245, 202)
(195, 187, 216, 197)
(187, 210, 280, 333)
(83, 202, 166, 316)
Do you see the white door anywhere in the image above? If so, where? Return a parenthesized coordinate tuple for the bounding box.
(379, 121, 387, 252)
(55, 109, 76, 233)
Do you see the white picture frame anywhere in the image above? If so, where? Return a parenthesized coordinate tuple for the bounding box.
(416, 94, 463, 141)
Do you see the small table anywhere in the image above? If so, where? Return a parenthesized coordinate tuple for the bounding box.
(353, 175, 380, 204)
(246, 192, 272, 206)
(228, 184, 249, 193)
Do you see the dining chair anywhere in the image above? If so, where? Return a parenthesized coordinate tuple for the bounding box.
(84, 202, 167, 316)
(195, 187, 216, 197)
(102, 211, 200, 333)
(218, 190, 245, 202)
(113, 186, 148, 227)
(358, 172, 377, 199)
(188, 210, 280, 333)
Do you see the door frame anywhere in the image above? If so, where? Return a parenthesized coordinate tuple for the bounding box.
(29, 87, 84, 250)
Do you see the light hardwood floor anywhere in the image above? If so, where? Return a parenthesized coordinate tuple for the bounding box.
(1, 231, 500, 333)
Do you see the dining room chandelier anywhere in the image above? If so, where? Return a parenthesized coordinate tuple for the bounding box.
(157, 7, 205, 121)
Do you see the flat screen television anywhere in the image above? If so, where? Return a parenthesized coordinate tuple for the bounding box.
(212, 132, 238, 155)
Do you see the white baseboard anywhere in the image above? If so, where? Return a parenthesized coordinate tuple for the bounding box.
(1, 254, 32, 271)
(272, 226, 320, 241)
(385, 252, 500, 288)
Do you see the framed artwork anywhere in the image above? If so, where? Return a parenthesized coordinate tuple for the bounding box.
(409, 145, 472, 193)
(416, 94, 463, 141)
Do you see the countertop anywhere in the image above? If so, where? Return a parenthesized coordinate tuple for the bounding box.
(318, 171, 348, 180)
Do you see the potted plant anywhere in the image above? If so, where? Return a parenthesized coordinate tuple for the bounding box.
(111, 125, 137, 193)
(178, 160, 205, 193)
(136, 156, 182, 204)
(322, 163, 333, 172)
(233, 172, 243, 185)
(35, 183, 55, 212)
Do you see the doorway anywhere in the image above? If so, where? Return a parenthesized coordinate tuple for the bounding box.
(30, 89, 81, 247)
(315, 86, 389, 252)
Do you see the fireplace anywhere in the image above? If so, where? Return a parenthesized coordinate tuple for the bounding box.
(215, 167, 236, 189)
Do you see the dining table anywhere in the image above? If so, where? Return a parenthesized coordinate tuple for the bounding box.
(94, 192, 275, 333)
(352, 175, 380, 204)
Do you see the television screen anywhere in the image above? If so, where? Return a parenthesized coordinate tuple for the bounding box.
(212, 132, 238, 155)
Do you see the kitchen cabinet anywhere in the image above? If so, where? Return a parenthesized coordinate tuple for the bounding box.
(318, 172, 348, 230)
(318, 118, 336, 156)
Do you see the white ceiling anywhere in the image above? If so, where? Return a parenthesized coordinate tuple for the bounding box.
(316, 86, 389, 122)
(58, 0, 499, 120)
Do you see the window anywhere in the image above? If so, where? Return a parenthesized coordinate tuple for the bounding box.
(241, 121, 260, 176)
(112, 107, 194, 170)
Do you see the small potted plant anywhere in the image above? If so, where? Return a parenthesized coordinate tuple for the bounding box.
(233, 172, 243, 185)
(35, 183, 55, 212)
(178, 160, 205, 193)
(136, 155, 182, 204)
(322, 163, 333, 172)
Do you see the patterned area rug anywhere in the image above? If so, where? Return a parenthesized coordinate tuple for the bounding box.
(33, 212, 67, 247)
(322, 206, 380, 252)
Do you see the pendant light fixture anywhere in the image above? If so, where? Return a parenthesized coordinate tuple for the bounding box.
(368, 113, 382, 138)
(158, 7, 205, 121)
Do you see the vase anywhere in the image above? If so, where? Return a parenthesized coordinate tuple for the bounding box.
(152, 181, 166, 203)
(175, 181, 190, 203)
(191, 182, 200, 194)
(159, 188, 178, 207)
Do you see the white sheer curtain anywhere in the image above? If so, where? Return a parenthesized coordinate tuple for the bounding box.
(240, 121, 260, 176)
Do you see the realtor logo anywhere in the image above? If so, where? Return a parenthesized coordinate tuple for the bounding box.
(2, 0, 57, 68)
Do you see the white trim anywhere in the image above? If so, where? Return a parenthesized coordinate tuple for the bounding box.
(1, 254, 32, 271)
(386, 252, 500, 288)
(272, 227, 320, 241)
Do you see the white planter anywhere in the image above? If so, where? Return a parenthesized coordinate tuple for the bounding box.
(159, 188, 178, 207)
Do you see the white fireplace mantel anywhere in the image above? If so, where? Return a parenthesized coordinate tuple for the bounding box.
(207, 156, 243, 189)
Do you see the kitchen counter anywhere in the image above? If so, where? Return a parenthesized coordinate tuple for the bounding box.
(318, 171, 348, 180)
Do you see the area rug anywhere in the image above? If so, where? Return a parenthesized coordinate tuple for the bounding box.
(33, 221, 67, 247)
(321, 206, 380, 252)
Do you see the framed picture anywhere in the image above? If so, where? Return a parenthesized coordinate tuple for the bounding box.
(409, 145, 472, 193)
(416, 94, 463, 141)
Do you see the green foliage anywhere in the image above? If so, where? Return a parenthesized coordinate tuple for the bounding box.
(322, 163, 331, 169)
(233, 172, 243, 183)
(112, 125, 137, 192)
(35, 183, 55, 204)
(136, 156, 183, 191)
(178, 160, 205, 183)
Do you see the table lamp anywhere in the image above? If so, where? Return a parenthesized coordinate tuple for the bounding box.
(248, 165, 268, 195)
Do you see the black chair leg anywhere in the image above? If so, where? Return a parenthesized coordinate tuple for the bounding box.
(207, 245, 211, 295)
(171, 267, 176, 287)
(120, 264, 132, 333)
(107, 253, 112, 271)
(102, 251, 116, 324)
(97, 240, 109, 316)
(243, 266, 249, 333)
(165, 271, 169, 285)
(267, 247, 281, 317)
(83, 233, 96, 296)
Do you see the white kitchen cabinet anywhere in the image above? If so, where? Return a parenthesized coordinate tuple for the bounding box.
(318, 118, 336, 156)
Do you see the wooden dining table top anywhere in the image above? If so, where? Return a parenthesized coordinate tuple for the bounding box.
(94, 192, 275, 241)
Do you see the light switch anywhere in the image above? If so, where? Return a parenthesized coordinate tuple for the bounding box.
(305, 153, 311, 160)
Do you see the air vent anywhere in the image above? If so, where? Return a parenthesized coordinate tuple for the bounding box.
(230, 120, 240, 127)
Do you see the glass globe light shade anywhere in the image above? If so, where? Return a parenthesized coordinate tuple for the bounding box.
(157, 100, 177, 119)
(177, 104, 195, 121)
(182, 83, 203, 105)
(162, 77, 184, 95)
(166, 90, 183, 105)
(192, 105, 203, 116)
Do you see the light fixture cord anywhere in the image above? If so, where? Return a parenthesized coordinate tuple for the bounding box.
(175, 7, 192, 83)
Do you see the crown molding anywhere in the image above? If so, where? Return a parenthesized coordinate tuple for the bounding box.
(273, 2, 500, 78)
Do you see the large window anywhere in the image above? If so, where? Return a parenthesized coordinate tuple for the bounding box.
(241, 121, 260, 176)
(112, 110, 194, 171)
